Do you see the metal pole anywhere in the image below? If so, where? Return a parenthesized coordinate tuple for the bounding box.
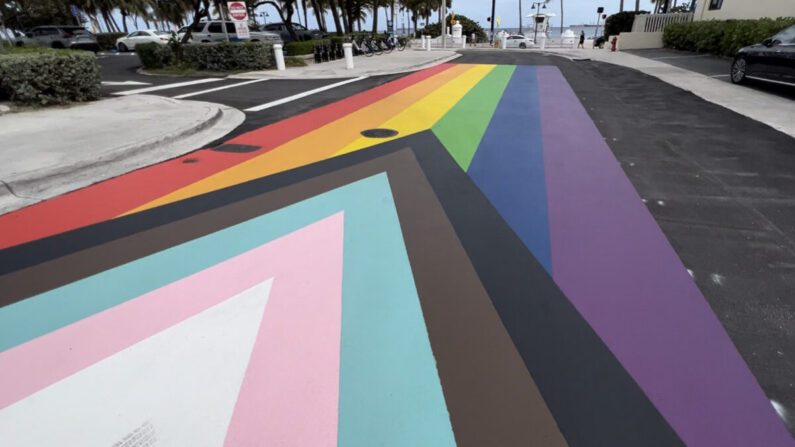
(490, 0, 496, 44)
(519, 0, 522, 35)
(219, 4, 231, 43)
(533, 3, 539, 42)
(594, 13, 600, 38)
(440, 0, 446, 49)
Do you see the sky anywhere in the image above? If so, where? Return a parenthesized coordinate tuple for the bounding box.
(255, 0, 659, 32)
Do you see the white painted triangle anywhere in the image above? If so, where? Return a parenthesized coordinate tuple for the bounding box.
(0, 278, 274, 447)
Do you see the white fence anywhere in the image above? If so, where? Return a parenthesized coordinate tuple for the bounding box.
(631, 12, 694, 33)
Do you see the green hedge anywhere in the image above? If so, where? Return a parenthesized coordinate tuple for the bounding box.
(135, 42, 179, 68)
(664, 17, 795, 57)
(0, 49, 100, 104)
(182, 42, 273, 70)
(604, 11, 649, 37)
(285, 40, 314, 55)
(137, 42, 274, 71)
(96, 32, 127, 51)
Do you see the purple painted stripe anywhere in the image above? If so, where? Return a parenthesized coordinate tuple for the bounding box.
(536, 65, 792, 447)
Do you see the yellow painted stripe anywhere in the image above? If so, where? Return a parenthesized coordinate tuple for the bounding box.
(335, 64, 496, 156)
(123, 64, 476, 215)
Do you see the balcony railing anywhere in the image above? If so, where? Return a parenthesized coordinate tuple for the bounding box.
(631, 12, 694, 33)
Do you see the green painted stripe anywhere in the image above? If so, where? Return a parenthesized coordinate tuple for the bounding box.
(431, 65, 516, 171)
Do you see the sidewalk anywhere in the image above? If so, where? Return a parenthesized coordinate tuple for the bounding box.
(542, 47, 795, 139)
(0, 95, 243, 215)
(233, 49, 460, 80)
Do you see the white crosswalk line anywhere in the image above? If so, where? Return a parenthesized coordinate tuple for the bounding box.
(112, 78, 223, 96)
(102, 81, 151, 86)
(172, 79, 268, 99)
(244, 76, 368, 112)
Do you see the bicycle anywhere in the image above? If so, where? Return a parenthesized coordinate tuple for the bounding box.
(379, 36, 394, 54)
(365, 35, 383, 55)
(384, 35, 406, 51)
(350, 36, 373, 57)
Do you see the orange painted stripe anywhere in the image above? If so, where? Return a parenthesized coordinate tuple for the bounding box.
(0, 64, 454, 249)
(126, 64, 475, 214)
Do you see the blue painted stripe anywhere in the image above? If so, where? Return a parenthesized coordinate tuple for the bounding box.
(466, 66, 552, 273)
(0, 174, 455, 446)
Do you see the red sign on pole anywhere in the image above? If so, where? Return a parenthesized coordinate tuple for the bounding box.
(227, 2, 248, 22)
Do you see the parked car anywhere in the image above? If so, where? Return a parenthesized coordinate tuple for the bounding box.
(24, 26, 99, 51)
(259, 22, 324, 43)
(731, 24, 795, 87)
(178, 21, 281, 44)
(504, 34, 534, 49)
(0, 28, 32, 47)
(116, 30, 172, 52)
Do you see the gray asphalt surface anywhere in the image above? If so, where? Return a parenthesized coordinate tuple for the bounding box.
(99, 49, 795, 437)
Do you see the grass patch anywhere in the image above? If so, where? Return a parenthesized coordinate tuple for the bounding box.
(285, 56, 308, 67)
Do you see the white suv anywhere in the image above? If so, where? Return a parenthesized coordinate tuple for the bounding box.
(179, 21, 282, 44)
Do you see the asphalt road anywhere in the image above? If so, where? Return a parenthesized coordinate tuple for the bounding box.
(97, 50, 795, 436)
(97, 52, 404, 144)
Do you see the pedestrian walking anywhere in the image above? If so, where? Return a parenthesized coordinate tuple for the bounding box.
(471, 32, 477, 47)
(578, 30, 585, 49)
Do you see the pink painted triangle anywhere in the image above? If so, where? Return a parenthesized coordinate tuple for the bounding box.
(0, 212, 344, 446)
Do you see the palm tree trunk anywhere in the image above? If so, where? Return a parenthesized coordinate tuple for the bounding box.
(327, 0, 343, 34)
(372, 3, 378, 34)
(310, 0, 324, 31)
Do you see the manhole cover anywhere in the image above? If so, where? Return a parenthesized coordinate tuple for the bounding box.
(211, 144, 260, 153)
(182, 158, 200, 164)
(360, 128, 399, 138)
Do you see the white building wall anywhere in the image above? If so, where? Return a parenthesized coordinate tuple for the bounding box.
(694, 0, 795, 21)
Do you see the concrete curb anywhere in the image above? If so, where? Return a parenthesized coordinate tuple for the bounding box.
(0, 96, 245, 215)
(232, 52, 461, 80)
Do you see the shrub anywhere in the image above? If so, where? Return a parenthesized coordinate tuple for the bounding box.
(604, 11, 650, 37)
(181, 42, 274, 71)
(285, 56, 307, 67)
(96, 32, 127, 51)
(664, 17, 795, 57)
(0, 48, 100, 104)
(135, 42, 177, 69)
(285, 40, 315, 55)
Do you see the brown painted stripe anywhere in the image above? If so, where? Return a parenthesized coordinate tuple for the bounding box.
(387, 149, 567, 446)
(1, 147, 565, 445)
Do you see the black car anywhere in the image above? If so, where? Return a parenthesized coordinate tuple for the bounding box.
(259, 22, 325, 43)
(731, 24, 795, 87)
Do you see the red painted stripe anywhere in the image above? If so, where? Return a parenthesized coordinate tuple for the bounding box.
(0, 64, 454, 250)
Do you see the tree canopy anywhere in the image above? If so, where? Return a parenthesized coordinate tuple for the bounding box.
(0, 0, 452, 39)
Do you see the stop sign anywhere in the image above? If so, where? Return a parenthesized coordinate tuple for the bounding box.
(228, 2, 247, 21)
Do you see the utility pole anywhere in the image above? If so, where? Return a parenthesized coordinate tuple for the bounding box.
(490, 0, 496, 44)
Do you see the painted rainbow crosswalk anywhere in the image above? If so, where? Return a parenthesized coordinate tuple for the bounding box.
(0, 64, 792, 447)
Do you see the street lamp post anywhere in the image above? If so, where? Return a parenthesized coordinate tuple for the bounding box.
(531, 2, 546, 43)
(490, 0, 496, 44)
